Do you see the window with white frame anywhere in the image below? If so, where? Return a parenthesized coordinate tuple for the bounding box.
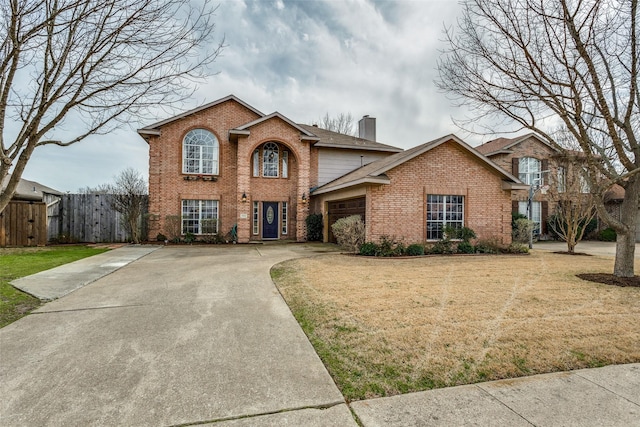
(183, 129, 218, 175)
(252, 201, 259, 235)
(519, 157, 541, 186)
(282, 151, 288, 178)
(519, 201, 541, 235)
(557, 166, 566, 193)
(252, 149, 260, 177)
(181, 200, 218, 235)
(262, 142, 279, 177)
(282, 202, 288, 235)
(426, 195, 464, 240)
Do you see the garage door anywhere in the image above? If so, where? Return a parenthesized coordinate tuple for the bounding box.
(327, 197, 366, 243)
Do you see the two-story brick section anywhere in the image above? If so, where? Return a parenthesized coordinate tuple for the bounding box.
(138, 95, 526, 245)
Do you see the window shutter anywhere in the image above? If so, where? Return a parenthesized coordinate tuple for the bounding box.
(541, 159, 549, 184)
(512, 200, 519, 213)
(512, 157, 519, 176)
(541, 201, 548, 234)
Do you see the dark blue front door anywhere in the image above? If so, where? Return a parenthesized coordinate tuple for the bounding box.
(262, 202, 278, 239)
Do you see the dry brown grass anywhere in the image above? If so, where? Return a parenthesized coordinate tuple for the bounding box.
(272, 251, 640, 401)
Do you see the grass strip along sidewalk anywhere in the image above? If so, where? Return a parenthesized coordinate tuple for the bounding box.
(272, 251, 640, 401)
(0, 246, 109, 327)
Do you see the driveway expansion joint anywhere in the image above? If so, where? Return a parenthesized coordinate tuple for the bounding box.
(32, 304, 147, 314)
(475, 384, 536, 426)
(574, 371, 640, 407)
(166, 400, 349, 426)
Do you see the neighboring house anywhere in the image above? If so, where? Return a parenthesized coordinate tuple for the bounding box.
(1, 177, 62, 246)
(138, 95, 525, 244)
(604, 184, 640, 242)
(476, 133, 572, 237)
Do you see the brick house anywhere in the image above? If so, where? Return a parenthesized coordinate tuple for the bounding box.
(138, 95, 525, 244)
(476, 133, 566, 237)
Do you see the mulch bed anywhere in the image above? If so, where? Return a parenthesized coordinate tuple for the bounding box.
(577, 273, 640, 288)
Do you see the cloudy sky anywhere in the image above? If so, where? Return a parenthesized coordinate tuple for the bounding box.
(23, 0, 491, 192)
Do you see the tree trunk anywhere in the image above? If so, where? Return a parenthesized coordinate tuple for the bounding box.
(613, 175, 639, 278)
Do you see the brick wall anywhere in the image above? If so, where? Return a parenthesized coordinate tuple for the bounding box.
(366, 141, 513, 244)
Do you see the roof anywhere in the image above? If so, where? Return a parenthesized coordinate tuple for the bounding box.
(298, 124, 403, 153)
(313, 134, 526, 195)
(2, 177, 62, 201)
(137, 95, 264, 136)
(231, 113, 320, 141)
(604, 184, 625, 202)
(476, 133, 559, 156)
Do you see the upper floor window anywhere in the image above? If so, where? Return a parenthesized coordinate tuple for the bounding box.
(252, 142, 289, 178)
(557, 166, 566, 193)
(183, 129, 218, 175)
(519, 157, 541, 186)
(263, 142, 279, 177)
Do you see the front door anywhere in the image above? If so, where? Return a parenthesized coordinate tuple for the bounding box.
(262, 202, 278, 239)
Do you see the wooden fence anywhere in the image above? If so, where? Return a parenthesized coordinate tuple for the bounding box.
(0, 201, 47, 247)
(51, 194, 146, 243)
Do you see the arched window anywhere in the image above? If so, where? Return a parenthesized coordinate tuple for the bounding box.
(262, 142, 279, 177)
(183, 129, 218, 175)
(519, 157, 541, 185)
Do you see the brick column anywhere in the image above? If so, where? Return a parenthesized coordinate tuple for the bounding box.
(236, 136, 252, 243)
(296, 142, 311, 242)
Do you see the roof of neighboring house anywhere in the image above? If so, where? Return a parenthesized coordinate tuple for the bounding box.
(604, 184, 625, 202)
(1, 177, 62, 201)
(137, 95, 264, 136)
(312, 134, 526, 195)
(476, 133, 560, 156)
(298, 124, 403, 153)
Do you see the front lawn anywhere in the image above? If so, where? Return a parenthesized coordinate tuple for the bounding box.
(0, 246, 110, 327)
(272, 251, 640, 401)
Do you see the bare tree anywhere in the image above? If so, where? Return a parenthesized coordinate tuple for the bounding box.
(546, 155, 598, 254)
(0, 0, 222, 214)
(437, 0, 639, 277)
(318, 112, 356, 135)
(107, 168, 147, 244)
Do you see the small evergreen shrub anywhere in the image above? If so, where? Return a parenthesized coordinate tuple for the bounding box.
(475, 238, 503, 254)
(598, 227, 617, 242)
(430, 239, 456, 254)
(184, 232, 196, 244)
(331, 215, 365, 253)
(506, 243, 529, 254)
(377, 235, 399, 257)
(513, 218, 534, 244)
(457, 241, 475, 254)
(445, 226, 476, 242)
(406, 244, 425, 256)
(359, 242, 379, 256)
(306, 213, 324, 241)
(156, 233, 167, 242)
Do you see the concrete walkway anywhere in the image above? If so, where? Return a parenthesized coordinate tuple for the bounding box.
(1, 244, 639, 426)
(534, 240, 640, 258)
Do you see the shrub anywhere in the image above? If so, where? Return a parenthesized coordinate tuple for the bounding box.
(457, 241, 475, 254)
(444, 226, 476, 243)
(475, 237, 503, 254)
(359, 242, 379, 256)
(306, 213, 324, 241)
(165, 215, 181, 242)
(331, 215, 365, 253)
(512, 212, 527, 229)
(598, 228, 617, 242)
(184, 232, 196, 244)
(513, 218, 534, 244)
(406, 244, 425, 256)
(506, 243, 529, 254)
(430, 239, 456, 254)
(156, 233, 167, 242)
(395, 242, 407, 256)
(377, 235, 400, 257)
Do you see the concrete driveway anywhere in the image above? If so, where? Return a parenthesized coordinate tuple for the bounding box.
(534, 240, 640, 257)
(0, 244, 355, 426)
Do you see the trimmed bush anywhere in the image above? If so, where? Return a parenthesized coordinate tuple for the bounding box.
(457, 241, 475, 254)
(331, 215, 365, 253)
(513, 218, 534, 244)
(156, 233, 167, 242)
(475, 238, 503, 254)
(598, 228, 617, 242)
(306, 213, 323, 241)
(359, 242, 379, 256)
(184, 232, 195, 244)
(430, 239, 456, 254)
(406, 244, 425, 256)
(506, 243, 529, 254)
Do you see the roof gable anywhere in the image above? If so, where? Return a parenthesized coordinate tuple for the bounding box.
(313, 134, 525, 195)
(2, 177, 62, 201)
(137, 95, 264, 136)
(231, 112, 320, 141)
(476, 133, 559, 156)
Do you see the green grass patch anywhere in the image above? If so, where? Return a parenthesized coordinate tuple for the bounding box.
(0, 246, 109, 327)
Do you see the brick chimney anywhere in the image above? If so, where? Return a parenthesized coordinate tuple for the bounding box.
(358, 115, 376, 141)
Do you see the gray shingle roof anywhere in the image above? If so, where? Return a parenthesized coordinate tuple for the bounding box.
(298, 124, 403, 153)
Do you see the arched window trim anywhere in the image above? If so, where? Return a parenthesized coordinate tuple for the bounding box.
(262, 142, 279, 177)
(182, 128, 219, 175)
